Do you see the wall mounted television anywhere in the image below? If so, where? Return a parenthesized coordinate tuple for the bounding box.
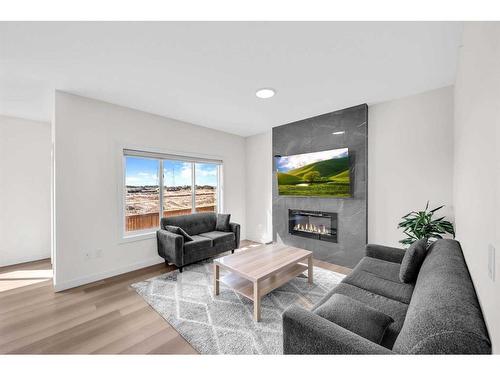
(275, 148, 351, 197)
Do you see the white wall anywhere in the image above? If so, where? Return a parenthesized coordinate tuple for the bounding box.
(53, 92, 246, 290)
(368, 86, 454, 247)
(245, 131, 272, 243)
(453, 22, 500, 353)
(0, 115, 51, 266)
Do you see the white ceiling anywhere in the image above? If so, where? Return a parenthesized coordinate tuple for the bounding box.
(0, 22, 463, 137)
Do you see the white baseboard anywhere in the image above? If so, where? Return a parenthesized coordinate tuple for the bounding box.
(53, 257, 164, 292)
(0, 253, 51, 268)
(244, 234, 272, 244)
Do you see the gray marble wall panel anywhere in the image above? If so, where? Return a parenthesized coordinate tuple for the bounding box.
(272, 104, 368, 268)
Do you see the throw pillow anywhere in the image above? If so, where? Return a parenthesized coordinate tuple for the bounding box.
(164, 225, 193, 242)
(216, 213, 231, 232)
(399, 238, 429, 283)
(314, 294, 394, 344)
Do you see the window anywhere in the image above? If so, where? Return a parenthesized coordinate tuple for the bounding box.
(163, 160, 193, 217)
(195, 163, 218, 213)
(123, 150, 222, 236)
(124, 156, 160, 232)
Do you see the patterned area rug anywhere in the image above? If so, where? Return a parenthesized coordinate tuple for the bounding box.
(131, 260, 344, 354)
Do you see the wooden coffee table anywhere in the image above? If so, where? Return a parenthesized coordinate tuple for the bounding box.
(213, 244, 313, 321)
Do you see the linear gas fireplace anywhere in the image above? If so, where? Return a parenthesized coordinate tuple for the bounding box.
(288, 209, 338, 243)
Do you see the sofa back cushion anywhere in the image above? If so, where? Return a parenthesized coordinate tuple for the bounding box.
(164, 225, 194, 242)
(216, 213, 231, 231)
(161, 213, 217, 236)
(399, 238, 428, 283)
(392, 239, 491, 354)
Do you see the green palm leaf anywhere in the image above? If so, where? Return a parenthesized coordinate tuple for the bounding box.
(398, 202, 455, 246)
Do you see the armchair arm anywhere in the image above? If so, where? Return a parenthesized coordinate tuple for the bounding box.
(365, 243, 406, 264)
(282, 305, 393, 354)
(157, 229, 184, 266)
(229, 222, 240, 249)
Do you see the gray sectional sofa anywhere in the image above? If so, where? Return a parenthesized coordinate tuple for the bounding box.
(283, 239, 491, 354)
(157, 212, 240, 272)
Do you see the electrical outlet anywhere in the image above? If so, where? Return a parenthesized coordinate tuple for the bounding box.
(488, 244, 495, 281)
(95, 249, 103, 258)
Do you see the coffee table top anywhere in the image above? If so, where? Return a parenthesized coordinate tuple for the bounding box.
(214, 243, 312, 282)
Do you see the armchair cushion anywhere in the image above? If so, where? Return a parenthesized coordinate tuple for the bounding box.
(216, 213, 231, 231)
(313, 294, 394, 344)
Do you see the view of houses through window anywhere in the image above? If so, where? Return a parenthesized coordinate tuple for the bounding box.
(124, 151, 220, 234)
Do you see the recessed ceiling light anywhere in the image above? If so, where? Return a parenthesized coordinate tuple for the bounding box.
(332, 131, 345, 135)
(256, 88, 275, 99)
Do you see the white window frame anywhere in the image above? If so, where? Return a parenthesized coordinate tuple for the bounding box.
(120, 148, 223, 241)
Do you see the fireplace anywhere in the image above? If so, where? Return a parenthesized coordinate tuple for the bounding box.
(288, 209, 338, 243)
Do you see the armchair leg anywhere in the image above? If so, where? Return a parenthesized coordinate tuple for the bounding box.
(232, 250, 235, 254)
(178, 266, 183, 273)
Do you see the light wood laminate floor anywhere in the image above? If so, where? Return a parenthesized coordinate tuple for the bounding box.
(0, 241, 350, 354)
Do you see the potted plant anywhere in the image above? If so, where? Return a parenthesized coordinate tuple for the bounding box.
(398, 201, 455, 246)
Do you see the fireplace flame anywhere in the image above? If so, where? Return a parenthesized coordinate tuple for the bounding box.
(294, 223, 329, 235)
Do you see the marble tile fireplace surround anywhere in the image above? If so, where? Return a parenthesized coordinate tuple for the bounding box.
(272, 104, 368, 268)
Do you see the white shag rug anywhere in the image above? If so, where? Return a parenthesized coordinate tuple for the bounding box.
(131, 260, 344, 354)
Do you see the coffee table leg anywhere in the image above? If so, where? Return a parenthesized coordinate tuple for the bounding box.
(253, 281, 261, 321)
(308, 255, 313, 284)
(213, 264, 220, 296)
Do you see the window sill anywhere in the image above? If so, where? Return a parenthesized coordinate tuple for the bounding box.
(120, 231, 156, 244)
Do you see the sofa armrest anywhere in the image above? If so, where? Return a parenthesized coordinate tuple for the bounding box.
(282, 305, 393, 354)
(157, 229, 184, 266)
(365, 243, 406, 264)
(229, 222, 240, 249)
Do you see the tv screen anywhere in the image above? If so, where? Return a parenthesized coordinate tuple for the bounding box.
(275, 148, 351, 197)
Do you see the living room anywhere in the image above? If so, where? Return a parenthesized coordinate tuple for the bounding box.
(1, 2, 499, 373)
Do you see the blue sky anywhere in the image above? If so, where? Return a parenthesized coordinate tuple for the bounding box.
(276, 148, 348, 173)
(125, 157, 217, 186)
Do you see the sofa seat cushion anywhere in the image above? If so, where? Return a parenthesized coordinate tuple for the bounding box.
(198, 231, 235, 246)
(183, 235, 213, 253)
(356, 256, 402, 283)
(342, 267, 414, 304)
